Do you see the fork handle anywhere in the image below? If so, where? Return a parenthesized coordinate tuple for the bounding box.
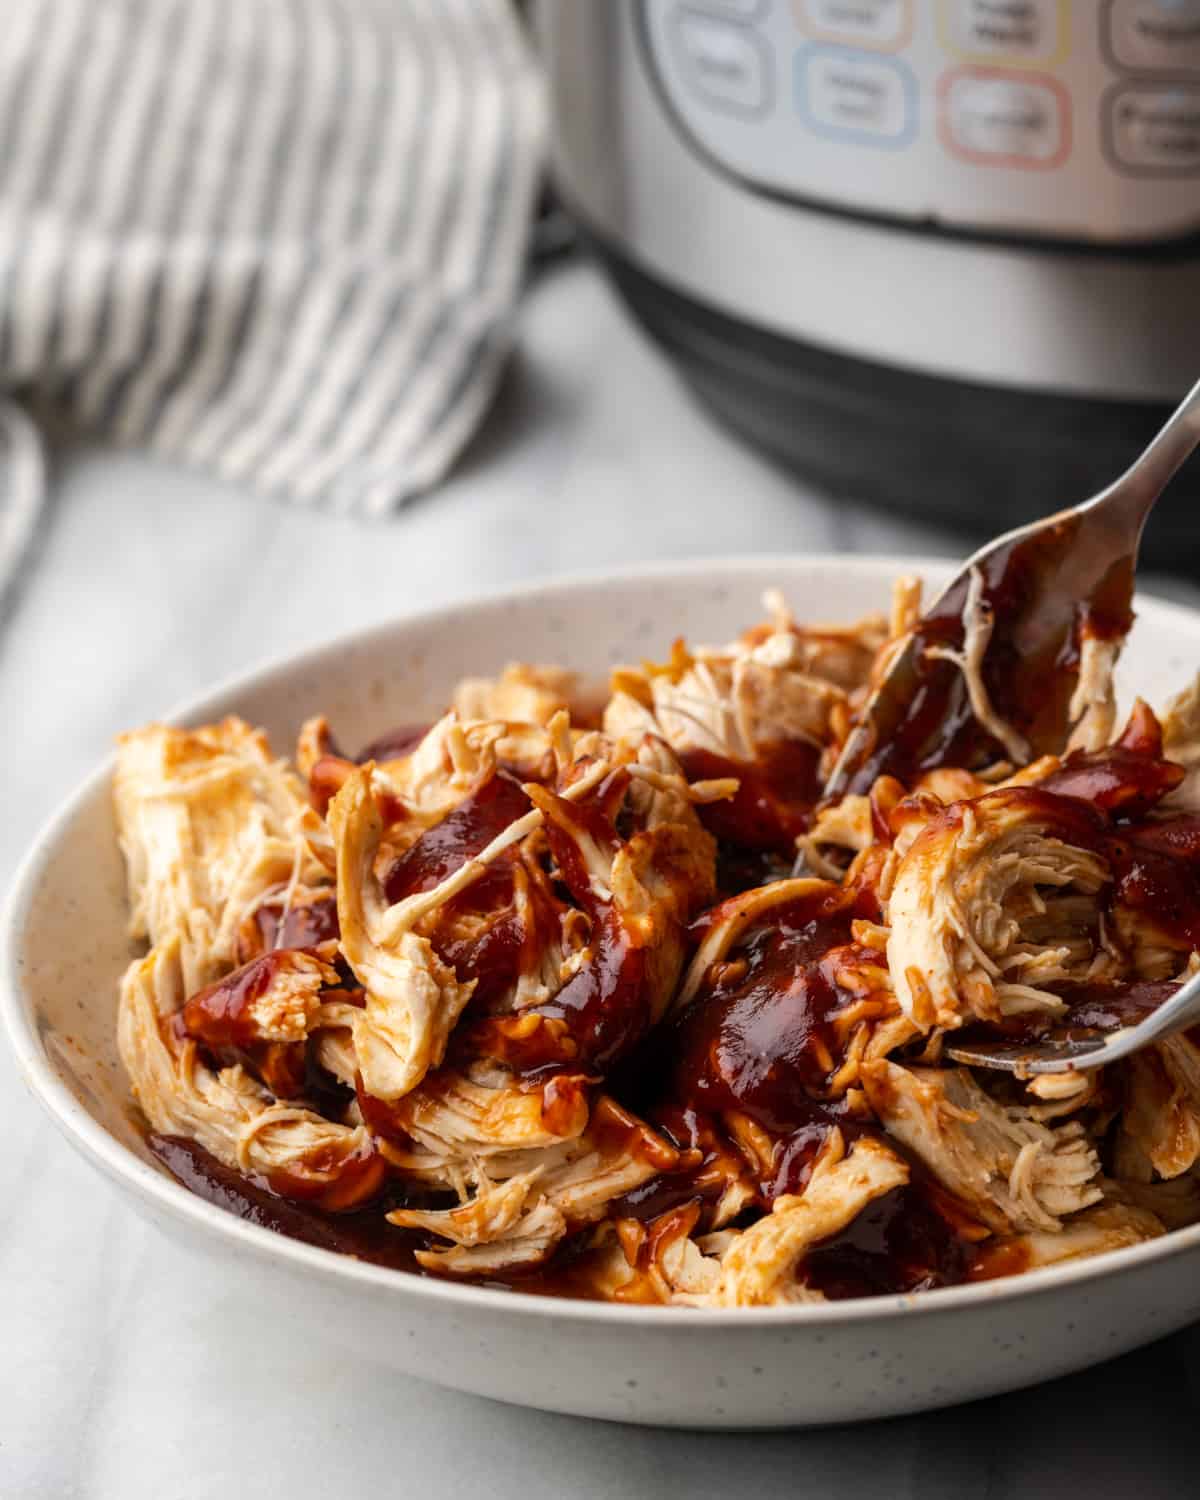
(1075, 969, 1200, 1072)
(1095, 371, 1200, 535)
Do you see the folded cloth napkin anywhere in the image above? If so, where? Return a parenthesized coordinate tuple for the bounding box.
(0, 0, 543, 556)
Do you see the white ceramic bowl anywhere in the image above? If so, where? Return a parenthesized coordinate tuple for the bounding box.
(7, 556, 1200, 1430)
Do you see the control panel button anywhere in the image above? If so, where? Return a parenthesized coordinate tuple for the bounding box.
(1106, 0, 1200, 73)
(670, 9, 771, 116)
(793, 0, 912, 50)
(796, 46, 917, 144)
(939, 0, 1068, 66)
(939, 68, 1070, 166)
(1106, 83, 1200, 171)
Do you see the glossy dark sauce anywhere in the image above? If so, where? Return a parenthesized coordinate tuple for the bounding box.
(956, 979, 1179, 1051)
(182, 950, 313, 1050)
(1060, 979, 1179, 1033)
(1039, 702, 1183, 815)
(255, 895, 341, 952)
(801, 1184, 967, 1299)
(654, 888, 887, 1206)
(383, 771, 531, 904)
(669, 905, 856, 1134)
(1109, 831, 1200, 950)
(382, 771, 534, 1012)
(150, 1133, 618, 1299)
(841, 515, 1136, 793)
(680, 743, 821, 853)
(150, 1135, 419, 1265)
(532, 781, 649, 1071)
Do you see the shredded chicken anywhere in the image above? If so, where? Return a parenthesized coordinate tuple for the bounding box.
(328, 766, 479, 1101)
(887, 789, 1115, 1030)
(1121, 1036, 1200, 1180)
(1163, 672, 1200, 812)
(452, 662, 579, 728)
(862, 1061, 1102, 1233)
(119, 941, 380, 1206)
(693, 1138, 909, 1308)
(925, 567, 1031, 766)
(387, 1093, 676, 1273)
(1067, 634, 1120, 753)
(114, 576, 1200, 1307)
(973, 1202, 1163, 1277)
(114, 720, 327, 994)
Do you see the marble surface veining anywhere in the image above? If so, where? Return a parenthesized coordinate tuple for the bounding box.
(4, 261, 1200, 1498)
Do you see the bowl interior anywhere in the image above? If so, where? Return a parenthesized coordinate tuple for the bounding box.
(8, 556, 1200, 1259)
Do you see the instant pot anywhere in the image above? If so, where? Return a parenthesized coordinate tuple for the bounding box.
(537, 1, 1200, 562)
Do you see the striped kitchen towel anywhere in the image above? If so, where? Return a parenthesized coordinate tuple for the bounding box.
(0, 0, 543, 558)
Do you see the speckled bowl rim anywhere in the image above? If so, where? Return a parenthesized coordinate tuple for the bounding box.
(7, 552, 1200, 1327)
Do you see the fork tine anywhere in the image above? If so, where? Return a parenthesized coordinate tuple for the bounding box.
(945, 1035, 1111, 1076)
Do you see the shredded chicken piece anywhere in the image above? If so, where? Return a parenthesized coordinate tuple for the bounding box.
(925, 567, 1031, 766)
(114, 720, 327, 994)
(674, 878, 833, 1013)
(388, 1094, 676, 1274)
(1025, 1070, 1095, 1108)
(391, 1169, 568, 1274)
(328, 767, 479, 1102)
(295, 715, 337, 781)
(606, 603, 885, 766)
(731, 637, 845, 756)
(310, 1001, 362, 1087)
(389, 1068, 590, 1165)
(889, 575, 923, 640)
(1066, 634, 1119, 752)
(452, 663, 578, 728)
(315, 712, 519, 834)
(973, 1202, 1163, 1277)
(694, 1138, 910, 1308)
(1163, 672, 1200, 812)
(1121, 1035, 1200, 1179)
(887, 788, 1115, 1030)
(794, 797, 875, 879)
(184, 947, 338, 1045)
(584, 1203, 726, 1305)
(119, 942, 379, 1205)
(862, 1061, 1102, 1234)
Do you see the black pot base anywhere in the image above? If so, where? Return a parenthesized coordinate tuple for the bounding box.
(594, 238, 1200, 574)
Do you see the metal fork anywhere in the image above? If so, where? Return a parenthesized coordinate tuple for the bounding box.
(827, 373, 1200, 1076)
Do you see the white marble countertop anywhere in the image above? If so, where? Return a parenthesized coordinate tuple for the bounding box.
(4, 261, 1200, 1497)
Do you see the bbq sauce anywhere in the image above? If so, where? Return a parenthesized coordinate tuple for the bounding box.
(1038, 701, 1184, 815)
(255, 895, 341, 952)
(383, 771, 531, 903)
(181, 950, 319, 1050)
(679, 742, 822, 853)
(149, 1134, 424, 1270)
(531, 782, 649, 1071)
(668, 892, 865, 1136)
(637, 888, 886, 1212)
(1108, 817, 1200, 951)
(148, 1133, 618, 1298)
(801, 1183, 967, 1299)
(382, 771, 534, 1009)
(841, 514, 1136, 794)
(534, 911, 646, 1073)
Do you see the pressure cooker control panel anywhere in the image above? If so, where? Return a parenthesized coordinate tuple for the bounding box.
(641, 0, 1200, 241)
